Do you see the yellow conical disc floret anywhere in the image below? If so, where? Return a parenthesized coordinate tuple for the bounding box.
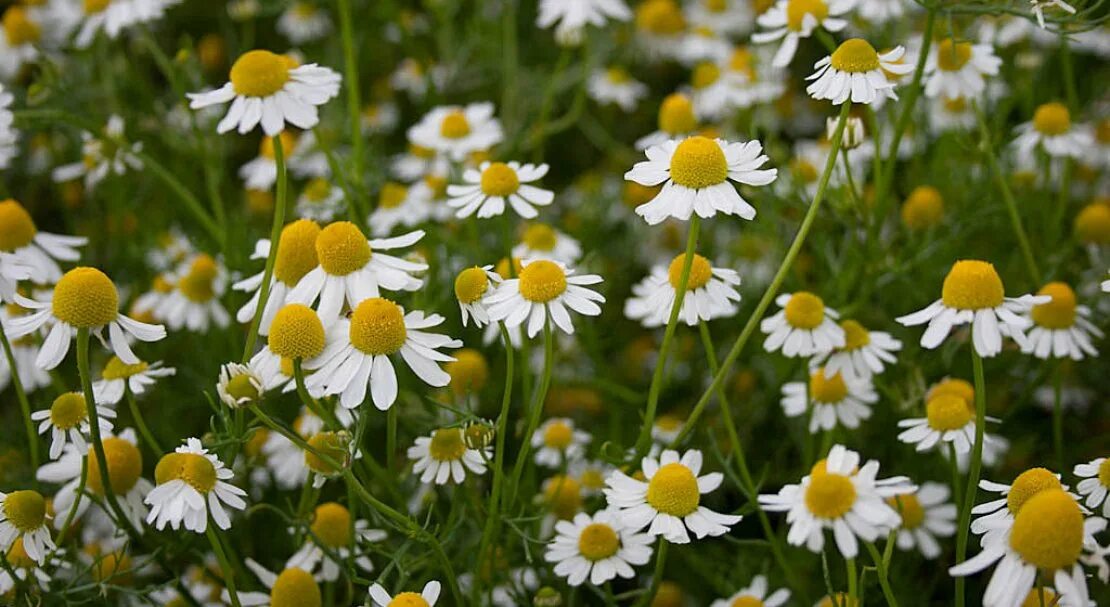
(480, 163, 521, 197)
(428, 428, 467, 462)
(439, 110, 471, 139)
(730, 598, 765, 607)
(578, 523, 620, 561)
(101, 357, 149, 380)
(784, 292, 825, 329)
(378, 182, 407, 209)
(270, 567, 322, 607)
(2, 490, 46, 532)
(542, 420, 573, 449)
(49, 392, 88, 430)
(274, 219, 321, 286)
(155, 452, 217, 494)
(304, 431, 350, 476)
(658, 93, 696, 135)
(544, 475, 583, 520)
(901, 186, 944, 230)
(809, 369, 848, 404)
(1009, 489, 1083, 571)
(691, 63, 721, 90)
(522, 223, 557, 252)
(316, 221, 371, 276)
(941, 260, 1004, 310)
(349, 298, 406, 356)
(518, 260, 567, 303)
(1006, 467, 1062, 514)
(636, 0, 686, 35)
(1030, 282, 1076, 329)
(230, 50, 292, 97)
(268, 304, 325, 360)
(927, 378, 974, 406)
(1074, 202, 1110, 245)
(805, 460, 856, 519)
(2, 7, 41, 47)
(53, 267, 119, 328)
(309, 502, 351, 549)
(646, 463, 700, 516)
(669, 136, 727, 189)
(446, 349, 488, 395)
(0, 199, 37, 252)
(387, 593, 430, 607)
(935, 40, 972, 72)
(7, 538, 35, 569)
(1032, 102, 1070, 136)
(886, 493, 925, 529)
(178, 255, 220, 303)
(925, 393, 973, 431)
(668, 254, 713, 291)
(454, 266, 490, 304)
(260, 131, 298, 159)
(83, 0, 111, 15)
(840, 320, 870, 350)
(786, 0, 828, 31)
(89, 438, 143, 494)
(830, 39, 880, 72)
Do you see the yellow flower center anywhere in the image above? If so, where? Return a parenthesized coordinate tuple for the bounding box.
(1009, 489, 1083, 571)
(522, 223, 557, 251)
(274, 219, 321, 286)
(423, 174, 448, 199)
(658, 93, 697, 135)
(2, 7, 41, 46)
(0, 200, 38, 252)
(925, 393, 973, 431)
(409, 143, 436, 159)
(479, 163, 520, 197)
(1032, 102, 1070, 136)
(304, 431, 349, 476)
(89, 438, 143, 494)
(428, 428, 467, 461)
(809, 368, 848, 403)
(731, 598, 765, 607)
(901, 186, 944, 230)
(225, 372, 260, 402)
(635, 0, 686, 35)
(179, 254, 220, 303)
(1098, 459, 1110, 488)
(269, 304, 325, 360)
(646, 463, 701, 517)
(83, 0, 111, 15)
(495, 257, 523, 280)
(840, 320, 870, 350)
(606, 67, 631, 83)
(101, 357, 149, 380)
(578, 522, 620, 561)
(887, 493, 925, 529)
(543, 475, 583, 520)
(1020, 589, 1056, 607)
(349, 298, 406, 356)
(729, 48, 756, 78)
(1030, 282, 1076, 329)
(805, 466, 857, 519)
(669, 136, 727, 189)
(292, 2, 316, 17)
(1074, 202, 1110, 245)
(439, 110, 471, 139)
(542, 421, 574, 449)
(667, 253, 713, 291)
(943, 97, 968, 113)
(388, 593, 430, 607)
(229, 50, 292, 97)
(580, 467, 605, 490)
(1096, 119, 1110, 144)
(786, 0, 828, 31)
(309, 502, 351, 549)
(518, 260, 568, 303)
(830, 39, 881, 73)
(155, 452, 216, 494)
(446, 349, 488, 395)
(926, 378, 973, 406)
(792, 158, 818, 183)
(315, 221, 371, 276)
(454, 267, 490, 304)
(935, 40, 972, 72)
(302, 178, 332, 203)
(49, 392, 88, 430)
(260, 131, 298, 159)
(691, 63, 721, 89)
(1006, 467, 1063, 514)
(2, 490, 46, 532)
(784, 291, 825, 329)
(6, 538, 34, 569)
(941, 260, 1004, 310)
(52, 267, 119, 328)
(270, 568, 322, 607)
(705, 0, 728, 11)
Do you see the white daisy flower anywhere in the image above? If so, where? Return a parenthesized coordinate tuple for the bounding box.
(486, 258, 606, 338)
(368, 181, 433, 237)
(239, 131, 328, 191)
(453, 264, 502, 328)
(391, 143, 447, 182)
(532, 417, 591, 468)
(709, 575, 791, 607)
(295, 177, 345, 222)
(216, 361, 266, 409)
(305, 298, 461, 410)
(650, 414, 686, 446)
(685, 0, 753, 37)
(723, 47, 787, 110)
(896, 260, 1049, 358)
(233, 219, 321, 337)
(1074, 457, 1110, 518)
(688, 61, 744, 121)
(752, 0, 854, 68)
(761, 292, 845, 358)
(887, 483, 957, 560)
(604, 448, 742, 544)
(570, 458, 615, 497)
(634, 93, 699, 151)
(587, 67, 648, 112)
(7, 267, 166, 370)
(361, 100, 399, 135)
(0, 535, 66, 595)
(1021, 281, 1102, 359)
(781, 367, 876, 433)
(154, 253, 230, 333)
(512, 223, 581, 264)
(287, 502, 384, 582)
(896, 387, 999, 455)
(806, 39, 913, 105)
(536, 0, 630, 39)
(259, 410, 324, 490)
(677, 27, 733, 66)
(407, 426, 490, 485)
(0, 199, 86, 287)
(188, 49, 341, 136)
(276, 2, 331, 44)
(407, 102, 503, 162)
(51, 115, 143, 191)
(545, 510, 653, 587)
(31, 391, 115, 460)
(0, 308, 51, 393)
(928, 96, 977, 133)
(145, 437, 247, 533)
(967, 468, 1075, 542)
(924, 39, 1002, 100)
(759, 444, 915, 558)
(0, 490, 54, 565)
(0, 6, 41, 81)
(447, 161, 553, 220)
(226, 559, 322, 607)
(92, 356, 174, 405)
(854, 0, 909, 24)
(368, 581, 441, 607)
(74, 0, 166, 48)
(1012, 102, 1093, 160)
(624, 253, 741, 327)
(810, 320, 901, 380)
(633, 0, 687, 60)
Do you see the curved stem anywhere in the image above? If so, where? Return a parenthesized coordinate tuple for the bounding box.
(476, 323, 515, 573)
(507, 313, 554, 506)
(125, 386, 162, 455)
(954, 347, 988, 607)
(206, 523, 243, 607)
(865, 541, 899, 607)
(0, 327, 39, 482)
(241, 134, 289, 361)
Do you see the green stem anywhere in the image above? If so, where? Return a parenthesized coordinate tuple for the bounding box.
(846, 557, 858, 604)
(206, 523, 243, 607)
(954, 347, 988, 607)
(637, 540, 669, 607)
(476, 324, 515, 571)
(134, 151, 225, 246)
(1052, 363, 1063, 471)
(386, 406, 397, 471)
(507, 313, 554, 505)
(866, 541, 899, 607)
(241, 134, 288, 361)
(0, 328, 39, 482)
(336, 0, 363, 186)
(125, 386, 163, 455)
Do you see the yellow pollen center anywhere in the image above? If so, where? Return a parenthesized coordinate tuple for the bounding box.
(388, 593, 430, 607)
(522, 223, 557, 251)
(304, 432, 349, 476)
(944, 97, 968, 112)
(292, 2, 316, 17)
(580, 468, 605, 490)
(423, 175, 448, 199)
(1074, 202, 1110, 245)
(542, 421, 574, 449)
(439, 110, 471, 139)
(731, 598, 765, 607)
(840, 320, 870, 350)
(809, 369, 848, 403)
(101, 356, 149, 380)
(935, 40, 972, 72)
(792, 158, 818, 183)
(1031, 282, 1076, 329)
(518, 260, 568, 303)
(925, 394, 973, 431)
(729, 48, 756, 77)
(446, 349, 488, 394)
(428, 428, 467, 461)
(179, 254, 219, 303)
(155, 452, 217, 494)
(91, 551, 132, 585)
(902, 186, 944, 230)
(1032, 102, 1070, 136)
(0, 200, 37, 252)
(315, 221, 371, 276)
(270, 568, 322, 607)
(887, 493, 925, 529)
(479, 163, 520, 197)
(225, 373, 260, 402)
(805, 469, 857, 519)
(274, 219, 321, 286)
(454, 267, 490, 304)
(2, 490, 46, 532)
(7, 538, 34, 569)
(89, 438, 143, 494)
(830, 39, 881, 72)
(544, 475, 583, 520)
(784, 291, 825, 329)
(310, 502, 351, 548)
(349, 298, 406, 355)
(269, 304, 325, 360)
(375, 182, 407, 209)
(668, 253, 713, 291)
(409, 143, 435, 159)
(606, 67, 631, 83)
(706, 0, 728, 11)
(1009, 489, 1083, 571)
(646, 463, 701, 516)
(636, 0, 686, 35)
(2, 7, 40, 46)
(941, 260, 1005, 310)
(52, 267, 119, 328)
(49, 392, 87, 430)
(691, 63, 721, 89)
(578, 523, 620, 561)
(1020, 589, 1056, 607)
(1006, 468, 1063, 514)
(658, 94, 697, 135)
(624, 182, 662, 208)
(229, 50, 292, 97)
(83, 0, 110, 14)
(786, 0, 828, 31)
(1098, 459, 1110, 488)
(303, 178, 332, 203)
(669, 136, 728, 189)
(927, 378, 974, 406)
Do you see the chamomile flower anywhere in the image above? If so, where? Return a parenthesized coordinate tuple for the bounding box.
(486, 259, 606, 337)
(227, 560, 322, 607)
(407, 426, 490, 485)
(288, 502, 384, 581)
(686, 0, 753, 37)
(276, 2, 331, 44)
(74, 0, 166, 48)
(305, 298, 461, 410)
(752, 0, 854, 68)
(896, 260, 1048, 358)
(928, 96, 977, 133)
(811, 320, 901, 380)
(924, 39, 1002, 100)
(392, 143, 444, 181)
(288, 222, 426, 326)
(533, 418, 591, 468)
(968, 468, 1071, 540)
(635, 93, 699, 150)
(688, 61, 743, 121)
(1021, 282, 1102, 359)
(709, 575, 791, 607)
(1012, 102, 1093, 159)
(91, 357, 175, 406)
(369, 581, 441, 607)
(781, 367, 876, 432)
(536, 0, 630, 39)
(216, 362, 266, 409)
(806, 39, 912, 105)
(454, 265, 501, 328)
(0, 307, 50, 393)
(368, 181, 432, 237)
(0, 6, 41, 80)
(0, 537, 65, 594)
(1074, 458, 1110, 517)
(407, 103, 503, 161)
(295, 177, 345, 222)
(512, 223, 581, 264)
(447, 161, 553, 219)
(31, 392, 114, 460)
(188, 49, 341, 136)
(259, 410, 322, 490)
(761, 292, 845, 357)
(624, 253, 741, 327)
(759, 445, 914, 558)
(0, 490, 53, 565)
(146, 437, 247, 533)
(887, 483, 957, 559)
(51, 115, 143, 191)
(854, 0, 908, 24)
(7, 267, 166, 370)
(1030, 0, 1076, 28)
(239, 131, 328, 190)
(545, 510, 653, 587)
(651, 414, 686, 445)
(633, 0, 687, 60)
(233, 219, 321, 336)
(625, 135, 777, 225)
(361, 100, 399, 135)
(0, 199, 86, 286)
(896, 387, 995, 454)
(604, 448, 741, 544)
(152, 253, 228, 332)
(678, 27, 732, 66)
(588, 67, 649, 112)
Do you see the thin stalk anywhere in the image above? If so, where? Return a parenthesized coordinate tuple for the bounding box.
(337, 0, 363, 186)
(476, 324, 515, 571)
(0, 328, 39, 482)
(637, 540, 669, 607)
(948, 443, 963, 508)
(206, 523, 243, 607)
(846, 557, 858, 604)
(241, 134, 289, 361)
(1052, 363, 1063, 471)
(954, 347, 988, 607)
(386, 406, 397, 471)
(507, 313, 555, 505)
(125, 387, 163, 455)
(866, 541, 900, 607)
(134, 151, 224, 246)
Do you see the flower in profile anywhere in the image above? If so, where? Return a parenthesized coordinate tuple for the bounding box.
(1021, 281, 1101, 359)
(587, 67, 648, 112)
(447, 161, 553, 220)
(0, 199, 87, 288)
(533, 418, 591, 468)
(781, 367, 876, 432)
(0, 536, 65, 595)
(0, 489, 53, 565)
(624, 253, 741, 327)
(761, 292, 845, 357)
(896, 260, 1048, 357)
(605, 448, 741, 544)
(51, 115, 143, 191)
(1012, 102, 1092, 159)
(146, 437, 247, 533)
(276, 2, 332, 44)
(625, 135, 777, 225)
(7, 267, 166, 370)
(810, 320, 901, 380)
(887, 482, 957, 559)
(1074, 457, 1109, 517)
(709, 575, 791, 607)
(227, 559, 321, 607)
(92, 356, 175, 405)
(288, 502, 384, 581)
(544, 510, 653, 586)
(407, 102, 503, 161)
(512, 223, 582, 265)
(216, 361, 266, 409)
(454, 265, 501, 328)
(924, 39, 1001, 100)
(188, 49, 341, 136)
(536, 0, 630, 40)
(486, 259, 605, 337)
(806, 39, 912, 105)
(407, 426, 490, 485)
(295, 177, 345, 222)
(369, 581, 441, 607)
(234, 219, 321, 336)
(155, 253, 231, 333)
(31, 391, 114, 460)
(752, 0, 853, 67)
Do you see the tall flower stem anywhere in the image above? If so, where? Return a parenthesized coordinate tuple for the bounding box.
(241, 134, 289, 361)
(846, 557, 858, 604)
(865, 541, 900, 607)
(206, 523, 243, 607)
(637, 540, 669, 607)
(125, 387, 163, 455)
(0, 328, 38, 482)
(507, 314, 554, 505)
(476, 323, 515, 576)
(337, 0, 363, 187)
(1052, 363, 1063, 471)
(633, 215, 701, 456)
(954, 346, 988, 607)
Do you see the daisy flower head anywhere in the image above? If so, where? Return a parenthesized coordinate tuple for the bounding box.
(216, 362, 266, 409)
(544, 510, 653, 587)
(1021, 281, 1102, 359)
(604, 448, 741, 544)
(761, 292, 845, 357)
(1074, 200, 1110, 246)
(229, 560, 322, 607)
(810, 320, 902, 380)
(277, 2, 332, 44)
(305, 298, 461, 410)
(651, 413, 686, 445)
(806, 39, 913, 105)
(188, 49, 341, 136)
(887, 482, 957, 559)
(31, 391, 114, 460)
(536, 0, 631, 41)
(295, 177, 345, 222)
(146, 437, 247, 533)
(447, 160, 553, 220)
(533, 417, 591, 468)
(486, 258, 605, 337)
(901, 185, 945, 231)
(0, 6, 42, 80)
(686, 0, 754, 37)
(924, 39, 1002, 100)
(0, 198, 86, 288)
(6, 267, 166, 370)
(781, 367, 876, 432)
(289, 222, 426, 325)
(0, 490, 53, 565)
(624, 253, 741, 327)
(677, 27, 732, 66)
(633, 0, 687, 60)
(1074, 457, 1110, 517)
(1013, 102, 1093, 160)
(234, 219, 321, 335)
(928, 96, 977, 133)
(709, 575, 791, 607)
(968, 467, 1070, 540)
(155, 253, 230, 333)
(512, 223, 582, 264)
(453, 264, 501, 328)
(634, 92, 698, 150)
(896, 389, 984, 454)
(543, 474, 585, 521)
(51, 114, 143, 191)
(588, 67, 649, 112)
(288, 502, 384, 582)
(752, 0, 854, 68)
(74, 0, 166, 48)
(92, 356, 174, 405)
(896, 259, 1049, 357)
(407, 426, 490, 485)
(407, 102, 503, 162)
(368, 181, 433, 237)
(758, 444, 914, 558)
(369, 581, 441, 607)
(624, 135, 777, 225)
